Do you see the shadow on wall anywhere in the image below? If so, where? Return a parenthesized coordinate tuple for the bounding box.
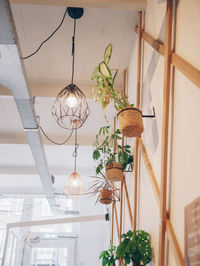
(142, 15, 166, 154)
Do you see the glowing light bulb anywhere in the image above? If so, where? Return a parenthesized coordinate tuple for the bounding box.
(66, 95, 78, 108)
(64, 172, 84, 197)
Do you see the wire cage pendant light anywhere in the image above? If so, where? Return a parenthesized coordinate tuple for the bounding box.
(52, 8, 90, 130)
(64, 128, 84, 197)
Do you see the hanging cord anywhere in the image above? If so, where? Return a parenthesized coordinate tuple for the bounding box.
(21, 8, 68, 60)
(71, 18, 76, 83)
(38, 124, 73, 145)
(72, 127, 79, 172)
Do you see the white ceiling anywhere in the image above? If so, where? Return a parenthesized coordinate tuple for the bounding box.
(11, 4, 137, 90)
(0, 4, 138, 197)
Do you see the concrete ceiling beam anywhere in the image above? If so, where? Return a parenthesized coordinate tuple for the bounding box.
(9, 0, 146, 11)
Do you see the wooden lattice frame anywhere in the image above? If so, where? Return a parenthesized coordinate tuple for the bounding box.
(111, 0, 200, 264)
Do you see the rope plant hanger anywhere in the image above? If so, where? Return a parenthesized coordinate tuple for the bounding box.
(52, 8, 90, 130)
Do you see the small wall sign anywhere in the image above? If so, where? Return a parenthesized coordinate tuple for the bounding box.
(185, 196, 200, 266)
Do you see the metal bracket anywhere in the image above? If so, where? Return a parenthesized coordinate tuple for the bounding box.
(105, 213, 110, 221)
(142, 106, 156, 118)
(124, 163, 133, 173)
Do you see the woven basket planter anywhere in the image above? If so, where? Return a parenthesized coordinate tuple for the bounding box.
(99, 189, 112, 205)
(106, 162, 124, 182)
(117, 107, 144, 138)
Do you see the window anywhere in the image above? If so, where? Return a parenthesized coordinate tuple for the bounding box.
(31, 248, 57, 265)
(0, 198, 23, 216)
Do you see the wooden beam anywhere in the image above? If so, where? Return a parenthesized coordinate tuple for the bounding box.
(133, 11, 142, 231)
(9, 0, 146, 11)
(139, 139, 160, 204)
(139, 138, 185, 265)
(135, 30, 200, 89)
(124, 179, 134, 229)
(158, 0, 173, 264)
(133, 137, 139, 231)
(114, 203, 120, 241)
(136, 12, 142, 108)
(171, 53, 200, 89)
(135, 27, 166, 57)
(119, 179, 124, 266)
(166, 219, 185, 266)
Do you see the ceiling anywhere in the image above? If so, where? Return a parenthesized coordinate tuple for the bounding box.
(0, 3, 138, 202)
(11, 4, 137, 94)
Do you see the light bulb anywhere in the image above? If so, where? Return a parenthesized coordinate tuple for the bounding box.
(66, 95, 78, 108)
(64, 172, 84, 197)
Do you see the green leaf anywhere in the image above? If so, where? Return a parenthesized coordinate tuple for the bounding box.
(104, 43, 112, 64)
(91, 66, 99, 80)
(99, 62, 112, 79)
(93, 150, 100, 160)
(113, 70, 118, 84)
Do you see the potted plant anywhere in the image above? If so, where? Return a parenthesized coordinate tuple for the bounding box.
(91, 43, 144, 138)
(93, 126, 133, 182)
(99, 245, 117, 266)
(88, 172, 119, 205)
(116, 230, 152, 266)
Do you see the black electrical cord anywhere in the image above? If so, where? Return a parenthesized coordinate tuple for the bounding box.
(71, 19, 76, 83)
(21, 8, 68, 60)
(39, 124, 73, 145)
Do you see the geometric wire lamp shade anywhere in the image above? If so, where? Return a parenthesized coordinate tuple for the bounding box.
(51, 83, 90, 130)
(64, 172, 84, 197)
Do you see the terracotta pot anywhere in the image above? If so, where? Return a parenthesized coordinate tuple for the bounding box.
(106, 162, 124, 182)
(117, 107, 144, 138)
(99, 189, 112, 204)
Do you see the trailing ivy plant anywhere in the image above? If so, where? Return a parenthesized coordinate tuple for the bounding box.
(93, 126, 133, 174)
(99, 245, 117, 266)
(116, 230, 152, 266)
(91, 43, 134, 117)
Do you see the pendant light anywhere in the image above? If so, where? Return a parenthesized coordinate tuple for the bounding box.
(52, 7, 90, 130)
(64, 128, 84, 197)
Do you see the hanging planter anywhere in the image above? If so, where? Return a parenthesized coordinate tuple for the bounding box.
(91, 44, 145, 138)
(99, 189, 113, 205)
(92, 126, 133, 182)
(87, 173, 120, 205)
(106, 162, 124, 182)
(117, 107, 144, 138)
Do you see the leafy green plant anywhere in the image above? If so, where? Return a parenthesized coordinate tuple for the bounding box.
(116, 230, 152, 266)
(93, 126, 133, 174)
(91, 43, 134, 116)
(99, 245, 117, 266)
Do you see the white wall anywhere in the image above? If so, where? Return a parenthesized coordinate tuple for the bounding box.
(123, 0, 200, 266)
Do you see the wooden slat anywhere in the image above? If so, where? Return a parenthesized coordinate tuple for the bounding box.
(158, 0, 173, 264)
(133, 137, 139, 231)
(124, 179, 134, 229)
(135, 30, 200, 89)
(166, 219, 185, 266)
(114, 203, 120, 241)
(111, 182, 115, 245)
(9, 0, 146, 10)
(139, 139, 185, 265)
(111, 117, 117, 245)
(136, 12, 142, 108)
(133, 11, 143, 232)
(135, 27, 166, 57)
(139, 139, 160, 204)
(171, 53, 200, 89)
